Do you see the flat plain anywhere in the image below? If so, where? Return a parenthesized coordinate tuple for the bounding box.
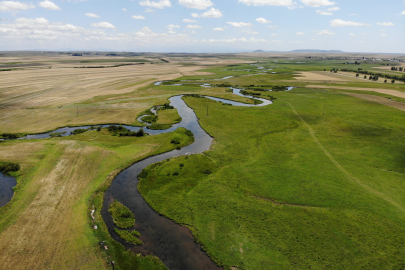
(1, 52, 405, 270)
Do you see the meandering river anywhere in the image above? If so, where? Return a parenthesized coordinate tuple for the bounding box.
(1, 87, 276, 269)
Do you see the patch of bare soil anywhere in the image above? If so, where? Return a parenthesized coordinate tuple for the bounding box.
(306, 85, 405, 99)
(343, 93, 405, 112)
(294, 71, 349, 81)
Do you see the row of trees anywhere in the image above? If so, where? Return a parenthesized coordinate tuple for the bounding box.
(340, 68, 405, 83)
(391, 67, 404, 72)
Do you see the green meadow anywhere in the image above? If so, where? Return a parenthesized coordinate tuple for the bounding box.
(139, 77, 405, 268)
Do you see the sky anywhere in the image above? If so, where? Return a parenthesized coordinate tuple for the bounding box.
(0, 0, 404, 53)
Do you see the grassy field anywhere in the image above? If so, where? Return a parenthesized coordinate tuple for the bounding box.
(138, 84, 405, 268)
(0, 128, 193, 270)
(1, 54, 405, 270)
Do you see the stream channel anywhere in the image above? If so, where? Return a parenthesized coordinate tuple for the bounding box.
(1, 84, 279, 269)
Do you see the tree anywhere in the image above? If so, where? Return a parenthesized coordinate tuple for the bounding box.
(356, 73, 359, 77)
(392, 80, 395, 84)
(384, 79, 387, 83)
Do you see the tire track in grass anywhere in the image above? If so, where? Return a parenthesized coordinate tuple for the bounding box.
(285, 101, 405, 213)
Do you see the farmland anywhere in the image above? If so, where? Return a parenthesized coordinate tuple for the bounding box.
(0, 52, 405, 269)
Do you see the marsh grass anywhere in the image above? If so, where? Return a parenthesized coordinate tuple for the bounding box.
(109, 200, 135, 228)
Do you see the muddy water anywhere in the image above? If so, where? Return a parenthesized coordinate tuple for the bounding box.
(0, 172, 16, 208)
(102, 94, 271, 269)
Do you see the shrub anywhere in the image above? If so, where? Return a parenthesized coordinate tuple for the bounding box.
(171, 139, 180, 144)
(203, 170, 212, 175)
(0, 162, 20, 173)
(97, 127, 102, 131)
(172, 172, 179, 176)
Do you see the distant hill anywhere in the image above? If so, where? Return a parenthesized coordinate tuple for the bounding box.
(291, 49, 343, 53)
(253, 49, 344, 53)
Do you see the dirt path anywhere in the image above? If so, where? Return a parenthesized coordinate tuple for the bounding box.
(343, 93, 405, 112)
(285, 101, 405, 213)
(306, 85, 405, 99)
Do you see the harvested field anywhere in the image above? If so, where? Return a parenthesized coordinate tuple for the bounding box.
(306, 85, 405, 98)
(342, 92, 405, 111)
(294, 71, 350, 82)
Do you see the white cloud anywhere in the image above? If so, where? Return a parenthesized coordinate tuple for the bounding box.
(132, 15, 146, 19)
(380, 33, 387, 37)
(207, 37, 266, 42)
(183, 18, 197, 23)
(327, 6, 339, 11)
(122, 8, 127, 11)
(297, 32, 304, 35)
(330, 19, 369, 26)
(85, 13, 100, 18)
(316, 10, 332, 15)
(377, 22, 394, 26)
(300, 0, 335, 7)
(227, 21, 252, 27)
(266, 25, 277, 28)
(178, 0, 213, 9)
(167, 24, 180, 30)
(168, 30, 176, 34)
(139, 0, 171, 9)
(349, 33, 355, 36)
(91, 22, 115, 28)
(0, 1, 35, 11)
(349, 13, 357, 15)
(213, 27, 224, 31)
(38, 0, 61, 10)
(144, 8, 156, 12)
(256, 18, 271, 23)
(318, 29, 334, 35)
(270, 33, 277, 36)
(238, 0, 293, 6)
(401, 10, 405, 15)
(192, 7, 222, 18)
(186, 24, 202, 28)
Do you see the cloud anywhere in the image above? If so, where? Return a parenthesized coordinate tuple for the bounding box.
(349, 33, 355, 36)
(256, 18, 271, 23)
(327, 6, 339, 11)
(349, 13, 357, 15)
(227, 21, 252, 27)
(139, 0, 171, 9)
(316, 10, 332, 15)
(238, 0, 293, 6)
(178, 0, 213, 9)
(85, 13, 100, 18)
(38, 0, 61, 10)
(207, 37, 266, 42)
(183, 18, 197, 23)
(377, 22, 394, 26)
(401, 10, 405, 15)
(132, 15, 146, 19)
(167, 24, 180, 30)
(213, 27, 224, 31)
(380, 34, 387, 37)
(300, 0, 335, 7)
(266, 25, 277, 28)
(330, 19, 369, 26)
(297, 32, 304, 35)
(191, 7, 222, 18)
(0, 1, 35, 11)
(144, 8, 156, 12)
(91, 22, 115, 28)
(168, 30, 176, 34)
(186, 24, 202, 28)
(122, 8, 127, 11)
(318, 29, 334, 35)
